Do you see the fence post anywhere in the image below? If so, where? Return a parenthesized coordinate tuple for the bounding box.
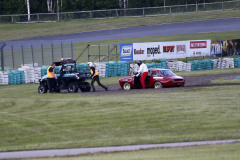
(116, 45, 118, 61)
(90, 11, 92, 18)
(61, 42, 63, 58)
(71, 41, 74, 59)
(143, 8, 145, 16)
(41, 43, 44, 65)
(88, 45, 90, 62)
(222, 1, 224, 11)
(170, 6, 172, 14)
(98, 45, 100, 62)
(31, 45, 35, 67)
(108, 45, 110, 62)
(21, 45, 24, 66)
(116, 9, 118, 17)
(11, 45, 15, 69)
(0, 43, 6, 71)
(37, 13, 40, 22)
(196, 1, 198, 13)
(51, 43, 54, 62)
(11, 16, 13, 23)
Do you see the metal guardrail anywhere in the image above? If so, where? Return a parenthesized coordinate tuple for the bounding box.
(0, 0, 240, 23)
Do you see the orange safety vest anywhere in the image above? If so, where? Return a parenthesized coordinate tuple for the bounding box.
(90, 68, 98, 77)
(47, 66, 55, 78)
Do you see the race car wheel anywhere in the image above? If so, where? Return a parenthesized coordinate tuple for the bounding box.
(80, 82, 91, 92)
(123, 82, 131, 90)
(38, 84, 47, 94)
(68, 82, 79, 93)
(154, 81, 162, 89)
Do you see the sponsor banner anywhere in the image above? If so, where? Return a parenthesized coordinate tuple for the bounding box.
(120, 40, 211, 61)
(188, 40, 211, 57)
(211, 39, 240, 57)
(133, 42, 161, 60)
(120, 43, 133, 61)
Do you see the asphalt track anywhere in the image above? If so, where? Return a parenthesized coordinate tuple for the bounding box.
(0, 139, 240, 159)
(1, 17, 240, 50)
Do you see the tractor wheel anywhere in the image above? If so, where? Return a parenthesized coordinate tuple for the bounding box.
(68, 82, 79, 93)
(38, 84, 47, 94)
(80, 82, 91, 92)
(123, 82, 131, 90)
(154, 81, 162, 89)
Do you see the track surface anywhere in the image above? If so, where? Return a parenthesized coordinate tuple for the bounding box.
(1, 17, 240, 49)
(79, 73, 240, 95)
(0, 139, 240, 159)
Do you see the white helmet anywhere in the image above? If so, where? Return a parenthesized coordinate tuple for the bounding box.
(87, 62, 93, 67)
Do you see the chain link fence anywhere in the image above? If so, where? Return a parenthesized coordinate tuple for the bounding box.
(0, 0, 240, 23)
(0, 43, 74, 70)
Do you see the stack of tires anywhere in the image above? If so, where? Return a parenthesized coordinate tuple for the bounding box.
(7, 70, 25, 85)
(116, 61, 129, 76)
(95, 63, 106, 77)
(0, 71, 8, 85)
(234, 57, 240, 68)
(76, 63, 89, 72)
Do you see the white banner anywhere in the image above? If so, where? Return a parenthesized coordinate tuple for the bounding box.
(120, 40, 211, 61)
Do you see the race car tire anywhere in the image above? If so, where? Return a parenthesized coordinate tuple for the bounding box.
(123, 82, 131, 90)
(68, 82, 79, 93)
(154, 81, 162, 89)
(80, 82, 91, 92)
(38, 84, 47, 94)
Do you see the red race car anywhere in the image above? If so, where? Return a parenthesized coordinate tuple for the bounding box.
(119, 68, 185, 90)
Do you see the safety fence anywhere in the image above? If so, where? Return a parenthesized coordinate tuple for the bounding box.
(1, 57, 240, 85)
(0, 0, 240, 23)
(0, 42, 74, 70)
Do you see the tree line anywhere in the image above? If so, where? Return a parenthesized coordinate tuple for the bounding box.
(0, 0, 233, 15)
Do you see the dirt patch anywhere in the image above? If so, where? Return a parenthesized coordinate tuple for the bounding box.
(66, 73, 240, 95)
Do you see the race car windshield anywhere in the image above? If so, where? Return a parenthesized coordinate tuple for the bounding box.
(159, 70, 176, 77)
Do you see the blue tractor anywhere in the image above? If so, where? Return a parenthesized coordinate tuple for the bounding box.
(38, 59, 91, 93)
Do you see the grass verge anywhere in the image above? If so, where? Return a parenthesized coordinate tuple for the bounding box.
(211, 78, 240, 84)
(0, 69, 240, 151)
(1, 10, 240, 41)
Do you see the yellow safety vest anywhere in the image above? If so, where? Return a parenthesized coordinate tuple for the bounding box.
(90, 68, 98, 77)
(47, 66, 55, 78)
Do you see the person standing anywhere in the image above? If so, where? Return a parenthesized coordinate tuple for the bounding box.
(87, 62, 108, 92)
(47, 63, 57, 93)
(136, 60, 148, 89)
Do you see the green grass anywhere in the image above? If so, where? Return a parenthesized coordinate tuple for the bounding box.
(176, 68, 240, 77)
(29, 143, 240, 160)
(1, 10, 240, 41)
(211, 78, 240, 84)
(0, 69, 240, 152)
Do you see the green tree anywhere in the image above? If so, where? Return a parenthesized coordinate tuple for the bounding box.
(0, 0, 26, 14)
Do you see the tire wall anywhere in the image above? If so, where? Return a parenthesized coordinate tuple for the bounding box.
(1, 57, 240, 85)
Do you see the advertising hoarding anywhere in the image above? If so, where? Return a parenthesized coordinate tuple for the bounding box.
(120, 43, 133, 61)
(120, 40, 211, 61)
(211, 39, 240, 57)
